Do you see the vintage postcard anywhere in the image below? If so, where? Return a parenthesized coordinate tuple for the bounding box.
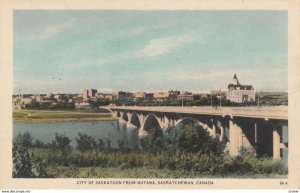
(0, 0, 300, 190)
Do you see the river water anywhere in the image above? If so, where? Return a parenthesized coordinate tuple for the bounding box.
(13, 120, 139, 149)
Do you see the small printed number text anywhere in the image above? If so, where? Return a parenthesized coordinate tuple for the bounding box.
(279, 181, 287, 185)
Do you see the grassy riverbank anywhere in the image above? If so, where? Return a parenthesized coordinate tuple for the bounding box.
(12, 128, 288, 178)
(25, 148, 288, 178)
(13, 109, 117, 122)
(44, 165, 287, 178)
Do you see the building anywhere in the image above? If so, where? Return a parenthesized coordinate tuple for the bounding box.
(54, 94, 62, 102)
(31, 94, 43, 102)
(133, 92, 146, 99)
(177, 91, 193, 102)
(104, 94, 113, 101)
(145, 93, 154, 101)
(112, 91, 125, 99)
(75, 102, 90, 109)
(83, 89, 97, 99)
(168, 90, 180, 99)
(41, 96, 52, 103)
(193, 93, 210, 100)
(226, 74, 255, 103)
(153, 91, 170, 100)
(211, 90, 226, 97)
(112, 91, 133, 100)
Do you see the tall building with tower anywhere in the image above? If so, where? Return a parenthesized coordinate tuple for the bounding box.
(226, 74, 255, 103)
(83, 88, 97, 99)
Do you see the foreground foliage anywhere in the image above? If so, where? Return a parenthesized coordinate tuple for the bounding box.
(12, 125, 288, 178)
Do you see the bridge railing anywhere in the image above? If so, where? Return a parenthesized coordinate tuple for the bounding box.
(109, 106, 288, 120)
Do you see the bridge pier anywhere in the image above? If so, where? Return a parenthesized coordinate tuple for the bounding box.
(229, 118, 258, 156)
(119, 118, 127, 130)
(162, 116, 170, 129)
(273, 126, 281, 159)
(272, 123, 288, 161)
(229, 119, 242, 156)
(111, 107, 288, 160)
(220, 124, 224, 141)
(210, 119, 217, 137)
(170, 118, 177, 128)
(126, 122, 138, 130)
(216, 120, 225, 141)
(138, 126, 150, 137)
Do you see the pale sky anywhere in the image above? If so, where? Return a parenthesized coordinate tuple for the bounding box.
(14, 11, 287, 94)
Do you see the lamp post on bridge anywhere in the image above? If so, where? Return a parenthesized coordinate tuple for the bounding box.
(210, 91, 213, 108)
(257, 89, 262, 108)
(217, 95, 222, 108)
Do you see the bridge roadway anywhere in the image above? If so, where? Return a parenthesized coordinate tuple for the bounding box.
(110, 106, 288, 120)
(109, 105, 288, 159)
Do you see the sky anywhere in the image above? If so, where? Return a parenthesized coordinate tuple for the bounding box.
(13, 10, 287, 94)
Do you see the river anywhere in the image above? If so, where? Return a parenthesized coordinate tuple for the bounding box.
(13, 120, 139, 149)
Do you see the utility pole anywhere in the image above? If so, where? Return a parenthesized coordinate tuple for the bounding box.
(210, 91, 212, 108)
(18, 89, 21, 102)
(257, 90, 260, 108)
(257, 89, 263, 108)
(181, 95, 184, 107)
(217, 95, 221, 108)
(219, 88, 222, 108)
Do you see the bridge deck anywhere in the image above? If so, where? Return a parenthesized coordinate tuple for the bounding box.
(110, 106, 288, 120)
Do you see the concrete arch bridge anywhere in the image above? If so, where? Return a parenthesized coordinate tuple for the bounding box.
(108, 106, 288, 160)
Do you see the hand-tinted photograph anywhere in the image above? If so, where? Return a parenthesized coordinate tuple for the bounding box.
(12, 10, 288, 178)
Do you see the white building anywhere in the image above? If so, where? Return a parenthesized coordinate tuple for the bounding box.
(226, 74, 255, 103)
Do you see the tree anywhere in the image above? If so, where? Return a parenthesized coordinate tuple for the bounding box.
(140, 128, 166, 154)
(98, 139, 105, 151)
(14, 132, 33, 148)
(117, 139, 126, 151)
(39, 102, 51, 109)
(52, 133, 71, 153)
(49, 102, 58, 110)
(165, 123, 225, 156)
(33, 139, 47, 148)
(105, 138, 111, 149)
(76, 133, 97, 152)
(12, 143, 33, 178)
(24, 102, 40, 110)
(90, 99, 109, 109)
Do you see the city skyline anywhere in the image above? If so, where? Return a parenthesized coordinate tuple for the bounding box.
(14, 10, 287, 94)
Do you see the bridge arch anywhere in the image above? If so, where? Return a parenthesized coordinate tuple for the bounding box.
(175, 117, 212, 135)
(121, 112, 129, 122)
(143, 113, 162, 134)
(129, 112, 141, 128)
(116, 111, 121, 117)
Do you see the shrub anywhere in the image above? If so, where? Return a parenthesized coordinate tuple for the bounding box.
(33, 139, 47, 148)
(140, 128, 166, 154)
(14, 132, 33, 148)
(76, 133, 97, 152)
(105, 138, 111, 149)
(52, 133, 71, 153)
(165, 123, 225, 156)
(12, 143, 33, 178)
(98, 139, 105, 151)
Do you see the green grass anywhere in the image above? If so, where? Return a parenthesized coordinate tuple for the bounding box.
(45, 165, 287, 178)
(29, 148, 288, 178)
(13, 109, 114, 122)
(46, 166, 211, 178)
(28, 112, 112, 119)
(13, 112, 28, 118)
